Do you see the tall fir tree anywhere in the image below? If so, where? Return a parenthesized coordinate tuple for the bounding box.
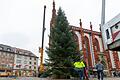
(46, 8, 80, 78)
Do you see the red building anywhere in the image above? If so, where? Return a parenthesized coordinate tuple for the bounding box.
(50, 1, 120, 76)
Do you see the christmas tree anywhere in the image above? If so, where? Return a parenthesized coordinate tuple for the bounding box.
(45, 7, 80, 78)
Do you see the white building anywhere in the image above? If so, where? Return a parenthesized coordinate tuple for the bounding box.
(13, 48, 39, 76)
(0, 44, 39, 76)
(101, 13, 120, 51)
(101, 13, 120, 72)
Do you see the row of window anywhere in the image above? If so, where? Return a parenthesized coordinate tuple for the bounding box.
(0, 47, 35, 57)
(0, 52, 14, 56)
(0, 47, 11, 51)
(0, 52, 37, 61)
(15, 65, 36, 70)
(29, 66, 36, 69)
(16, 60, 36, 65)
(29, 62, 36, 65)
(0, 64, 13, 68)
(0, 55, 14, 59)
(17, 55, 37, 60)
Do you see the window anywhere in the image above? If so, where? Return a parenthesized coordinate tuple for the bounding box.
(29, 62, 31, 64)
(0, 47, 3, 50)
(7, 48, 11, 51)
(5, 53, 7, 56)
(16, 51, 19, 53)
(24, 61, 27, 64)
(19, 51, 23, 54)
(16, 60, 21, 63)
(106, 29, 110, 39)
(34, 66, 36, 69)
(10, 54, 13, 56)
(29, 66, 31, 69)
(17, 55, 21, 58)
(115, 24, 118, 29)
(2, 64, 7, 68)
(9, 54, 11, 56)
(16, 65, 21, 68)
(34, 58, 36, 60)
(24, 56, 27, 59)
(34, 62, 36, 65)
(3, 52, 5, 55)
(16, 65, 19, 68)
(30, 57, 32, 60)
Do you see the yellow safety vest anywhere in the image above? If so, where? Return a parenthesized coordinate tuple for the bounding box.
(74, 61, 85, 69)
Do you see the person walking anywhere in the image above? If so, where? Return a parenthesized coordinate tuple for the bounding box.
(74, 59, 85, 80)
(113, 71, 117, 77)
(95, 60, 104, 80)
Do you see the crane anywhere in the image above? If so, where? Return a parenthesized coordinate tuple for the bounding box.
(39, 5, 46, 73)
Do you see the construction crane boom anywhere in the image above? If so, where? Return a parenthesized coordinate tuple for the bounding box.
(39, 5, 46, 73)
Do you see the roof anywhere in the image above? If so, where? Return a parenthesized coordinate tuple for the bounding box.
(0, 44, 38, 58)
(70, 25, 101, 36)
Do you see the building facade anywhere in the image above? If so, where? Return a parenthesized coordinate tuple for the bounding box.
(0, 44, 38, 76)
(50, 1, 120, 75)
(0, 44, 15, 73)
(101, 13, 120, 51)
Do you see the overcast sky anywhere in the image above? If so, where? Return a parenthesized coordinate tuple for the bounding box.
(0, 0, 120, 63)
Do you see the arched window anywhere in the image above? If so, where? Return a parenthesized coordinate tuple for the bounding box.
(84, 36, 92, 67)
(73, 33, 79, 50)
(0, 47, 3, 50)
(84, 36, 90, 53)
(95, 38, 100, 52)
(7, 48, 11, 51)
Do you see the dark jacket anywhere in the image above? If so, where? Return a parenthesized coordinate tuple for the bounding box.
(96, 63, 104, 71)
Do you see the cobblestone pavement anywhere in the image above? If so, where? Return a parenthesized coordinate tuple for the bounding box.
(0, 77, 120, 80)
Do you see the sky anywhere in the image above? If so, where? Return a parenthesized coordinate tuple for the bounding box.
(0, 0, 120, 63)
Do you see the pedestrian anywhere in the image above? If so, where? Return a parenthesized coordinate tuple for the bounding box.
(95, 60, 104, 80)
(118, 72, 120, 77)
(113, 71, 117, 77)
(74, 58, 85, 80)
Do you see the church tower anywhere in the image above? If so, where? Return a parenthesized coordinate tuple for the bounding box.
(49, 0, 56, 47)
(50, 0, 56, 28)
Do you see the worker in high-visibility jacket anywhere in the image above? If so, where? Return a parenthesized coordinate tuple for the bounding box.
(74, 59, 85, 80)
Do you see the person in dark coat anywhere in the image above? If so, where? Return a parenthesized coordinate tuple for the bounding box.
(95, 60, 104, 80)
(113, 71, 117, 77)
